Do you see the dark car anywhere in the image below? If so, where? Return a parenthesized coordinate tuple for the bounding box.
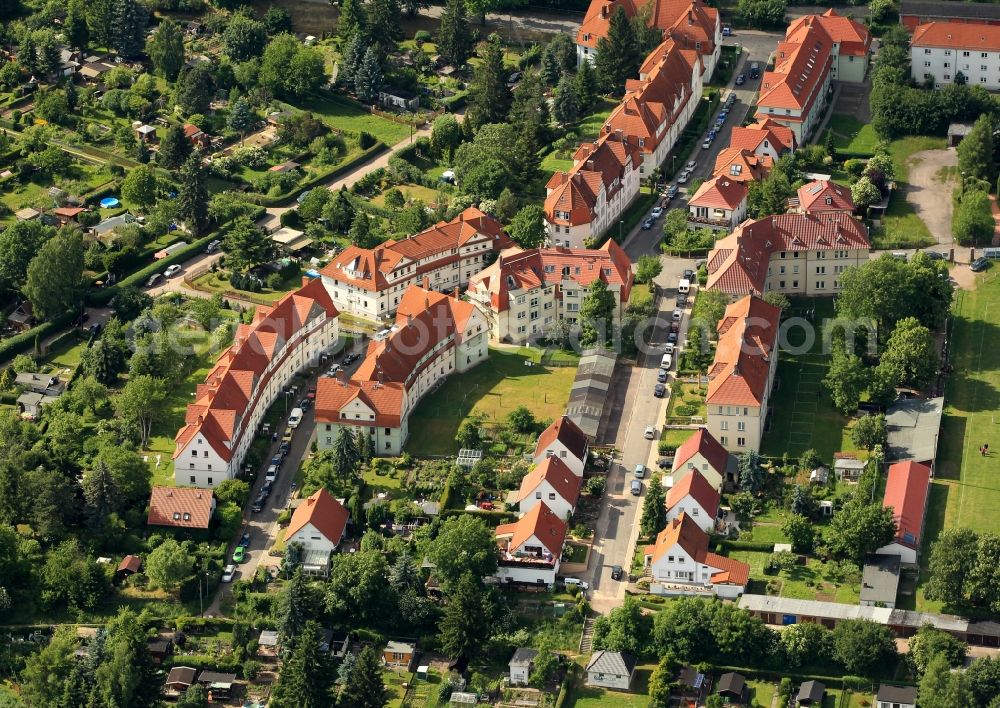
(683, 268, 695, 280)
(657, 457, 672, 469)
(667, 332, 678, 344)
(735, 73, 745, 85)
(657, 369, 668, 383)
(279, 441, 291, 454)
(251, 494, 266, 513)
(654, 383, 666, 397)
(261, 481, 273, 498)
(676, 294, 688, 307)
(641, 218, 655, 230)
(611, 565, 624, 581)
(238, 531, 252, 548)
(270, 455, 282, 467)
(669, 321, 680, 333)
(971, 257, 990, 272)
(920, 250, 946, 260)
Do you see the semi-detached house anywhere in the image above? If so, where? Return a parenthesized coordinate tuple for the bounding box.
(172, 278, 339, 487)
(494, 502, 568, 587)
(314, 285, 488, 455)
(533, 415, 590, 477)
(515, 456, 583, 519)
(575, 0, 721, 82)
(911, 22, 1000, 90)
(466, 241, 633, 344)
(726, 119, 797, 161)
(319, 207, 511, 322)
(644, 512, 750, 598)
(705, 296, 781, 454)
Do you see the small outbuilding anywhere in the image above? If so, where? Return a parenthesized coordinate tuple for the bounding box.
(585, 650, 636, 691)
(797, 680, 825, 705)
(116, 555, 142, 580)
(383, 640, 416, 670)
(875, 684, 917, 708)
(509, 647, 538, 686)
(716, 672, 748, 704)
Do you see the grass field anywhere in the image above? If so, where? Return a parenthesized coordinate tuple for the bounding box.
(888, 135, 947, 182)
(927, 273, 1000, 538)
(870, 191, 935, 249)
(761, 298, 863, 460)
(728, 550, 862, 604)
(746, 680, 777, 708)
(566, 667, 652, 708)
(372, 183, 443, 207)
(829, 114, 879, 156)
(406, 347, 577, 456)
(297, 94, 412, 147)
(191, 269, 302, 304)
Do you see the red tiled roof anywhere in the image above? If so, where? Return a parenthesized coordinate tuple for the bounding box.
(797, 179, 854, 214)
(534, 415, 590, 460)
(645, 513, 749, 585)
(516, 457, 583, 508)
(757, 18, 834, 113)
(688, 176, 747, 210)
(728, 121, 796, 155)
(576, 0, 640, 48)
(320, 208, 510, 291)
(706, 213, 870, 297)
(286, 488, 349, 546)
(183, 123, 203, 138)
(467, 241, 633, 313)
(576, 0, 718, 63)
(147, 486, 214, 529)
(712, 148, 774, 183)
(118, 555, 142, 573)
(173, 278, 338, 463)
(673, 428, 730, 477)
(496, 502, 567, 557)
(314, 377, 405, 427)
(809, 9, 872, 56)
(911, 21, 1000, 51)
(883, 461, 931, 550)
(545, 132, 640, 227)
(706, 296, 781, 407)
(666, 469, 720, 517)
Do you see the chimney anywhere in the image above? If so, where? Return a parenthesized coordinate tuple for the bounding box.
(425, 296, 430, 309)
(732, 363, 740, 376)
(407, 313, 413, 326)
(339, 369, 348, 387)
(688, 9, 693, 24)
(601, 4, 607, 18)
(422, 276, 430, 289)
(453, 286, 460, 299)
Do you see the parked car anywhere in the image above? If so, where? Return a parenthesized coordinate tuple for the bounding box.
(663, 343, 675, 355)
(718, 110, 728, 121)
(563, 577, 589, 590)
(666, 185, 679, 198)
(654, 383, 666, 397)
(672, 308, 683, 321)
(677, 171, 690, 184)
(238, 531, 251, 548)
(669, 321, 680, 333)
(205, 239, 221, 254)
(327, 364, 341, 376)
(631, 479, 642, 496)
(164, 264, 182, 277)
(478, 501, 495, 510)
(251, 495, 266, 513)
(749, 62, 760, 79)
(686, 160, 697, 171)
(702, 138, 712, 149)
(265, 464, 278, 481)
(651, 206, 663, 219)
(278, 441, 291, 455)
(971, 257, 990, 272)
(735, 73, 745, 85)
(306, 386, 317, 400)
(683, 268, 695, 280)
(611, 565, 624, 581)
(641, 218, 655, 230)
(657, 457, 672, 469)
(667, 332, 678, 344)
(708, 129, 718, 140)
(222, 565, 236, 583)
(644, 426, 656, 440)
(920, 250, 946, 260)
(657, 369, 668, 383)
(146, 273, 163, 287)
(676, 294, 688, 307)
(233, 546, 246, 563)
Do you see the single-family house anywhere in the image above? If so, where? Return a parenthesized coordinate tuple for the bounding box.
(665, 469, 720, 532)
(669, 428, 732, 490)
(15, 372, 65, 418)
(383, 641, 417, 670)
(164, 666, 197, 696)
(379, 87, 420, 111)
(52, 206, 87, 225)
(797, 680, 826, 706)
(495, 502, 567, 587)
(285, 488, 349, 574)
(147, 486, 215, 530)
(515, 456, 582, 519)
(876, 461, 931, 565)
(834, 454, 865, 482)
(585, 651, 637, 691)
(713, 148, 774, 183)
(727, 119, 796, 160)
(875, 684, 917, 708)
(533, 415, 589, 477)
(686, 177, 748, 233)
(6, 302, 33, 332)
(644, 513, 750, 598)
(792, 179, 854, 215)
(183, 123, 211, 148)
(509, 648, 539, 686)
(716, 672, 748, 704)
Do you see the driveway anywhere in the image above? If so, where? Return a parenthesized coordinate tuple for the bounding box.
(905, 148, 957, 247)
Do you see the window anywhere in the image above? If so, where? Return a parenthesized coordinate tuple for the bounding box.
(792, 265, 799, 274)
(924, 61, 931, 67)
(385, 428, 391, 435)
(779, 280, 785, 288)
(737, 421, 746, 432)
(944, 62, 950, 68)
(692, 508, 699, 516)
(190, 475, 196, 483)
(983, 65, 989, 71)
(737, 437, 746, 447)
(191, 450, 197, 457)
(816, 266, 825, 274)
(720, 420, 728, 430)
(963, 51, 971, 57)
(945, 74, 951, 80)
(983, 77, 989, 83)
(721, 436, 728, 445)
(792, 280, 799, 288)
(816, 281, 826, 289)
(207, 478, 212, 485)
(535, 491, 542, 499)
(945, 50, 952, 55)
(667, 556, 674, 562)
(779, 265, 785, 274)
(984, 52, 990, 58)
(548, 493, 556, 500)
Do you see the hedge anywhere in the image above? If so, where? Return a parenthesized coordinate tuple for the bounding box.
(439, 508, 518, 526)
(0, 310, 77, 365)
(715, 539, 777, 553)
(256, 142, 386, 207)
(87, 231, 219, 306)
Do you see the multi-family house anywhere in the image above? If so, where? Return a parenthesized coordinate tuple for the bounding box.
(576, 0, 721, 81)
(791, 179, 855, 215)
(319, 207, 511, 321)
(644, 512, 750, 598)
(544, 132, 642, 248)
(314, 285, 487, 455)
(727, 119, 797, 161)
(466, 241, 633, 344)
(173, 279, 339, 487)
(494, 502, 567, 586)
(686, 176, 748, 232)
(533, 416, 590, 476)
(911, 22, 1000, 89)
(601, 38, 703, 177)
(147, 486, 215, 531)
(515, 456, 583, 519)
(668, 428, 733, 489)
(665, 469, 721, 532)
(705, 296, 781, 453)
(705, 212, 870, 299)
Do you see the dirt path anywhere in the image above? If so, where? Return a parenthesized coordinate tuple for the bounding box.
(905, 149, 957, 246)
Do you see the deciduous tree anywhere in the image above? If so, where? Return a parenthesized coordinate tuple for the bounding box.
(958, 114, 996, 182)
(23, 229, 84, 320)
(223, 13, 268, 62)
(507, 205, 546, 248)
(113, 374, 167, 447)
(121, 164, 157, 211)
(147, 18, 184, 81)
(831, 619, 897, 676)
(145, 538, 194, 589)
(425, 515, 497, 589)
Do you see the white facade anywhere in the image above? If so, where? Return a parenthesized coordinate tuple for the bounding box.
(585, 669, 633, 691)
(175, 312, 339, 487)
(519, 480, 575, 520)
(495, 534, 561, 587)
(706, 395, 774, 455)
(545, 166, 641, 249)
(874, 541, 918, 566)
(318, 395, 408, 456)
(287, 520, 338, 555)
(665, 494, 715, 532)
(670, 451, 725, 490)
(912, 44, 1000, 90)
(687, 196, 747, 232)
(764, 248, 869, 296)
(533, 441, 586, 477)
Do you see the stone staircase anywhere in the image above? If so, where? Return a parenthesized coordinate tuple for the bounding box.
(578, 616, 596, 654)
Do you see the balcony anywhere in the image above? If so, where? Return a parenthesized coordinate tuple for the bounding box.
(687, 214, 732, 229)
(499, 549, 559, 569)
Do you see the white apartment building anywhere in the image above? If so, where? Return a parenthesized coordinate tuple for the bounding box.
(911, 22, 1000, 89)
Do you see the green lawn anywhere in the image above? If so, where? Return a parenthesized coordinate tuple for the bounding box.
(297, 94, 412, 146)
(660, 427, 696, 449)
(372, 183, 443, 207)
(566, 667, 652, 708)
(746, 680, 778, 708)
(761, 298, 863, 460)
(870, 191, 935, 249)
(43, 332, 90, 371)
(406, 348, 577, 456)
(191, 269, 302, 304)
(727, 550, 862, 604)
(928, 274, 1000, 540)
(577, 97, 619, 141)
(828, 114, 879, 156)
(887, 135, 947, 182)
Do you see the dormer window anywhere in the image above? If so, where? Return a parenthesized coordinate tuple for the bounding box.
(183, 513, 191, 521)
(172, 512, 181, 520)
(729, 164, 742, 176)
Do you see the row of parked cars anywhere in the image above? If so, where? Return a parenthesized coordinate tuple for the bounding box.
(701, 91, 739, 151)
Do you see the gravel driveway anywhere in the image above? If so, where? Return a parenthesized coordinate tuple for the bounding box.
(905, 148, 957, 246)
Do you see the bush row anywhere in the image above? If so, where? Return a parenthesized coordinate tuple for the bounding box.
(0, 310, 77, 366)
(256, 142, 386, 207)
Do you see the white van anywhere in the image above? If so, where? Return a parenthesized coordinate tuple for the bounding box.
(660, 354, 672, 370)
(677, 278, 691, 294)
(287, 407, 303, 429)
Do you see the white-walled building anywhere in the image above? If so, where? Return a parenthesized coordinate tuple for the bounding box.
(319, 207, 511, 322)
(173, 278, 339, 487)
(466, 242, 633, 345)
(515, 456, 583, 519)
(875, 461, 932, 565)
(687, 176, 748, 233)
(532, 416, 590, 477)
(585, 651, 637, 691)
(669, 428, 732, 490)
(494, 502, 567, 587)
(665, 469, 720, 532)
(911, 21, 1000, 89)
(727, 119, 797, 161)
(285, 488, 349, 555)
(314, 285, 488, 455)
(644, 513, 750, 598)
